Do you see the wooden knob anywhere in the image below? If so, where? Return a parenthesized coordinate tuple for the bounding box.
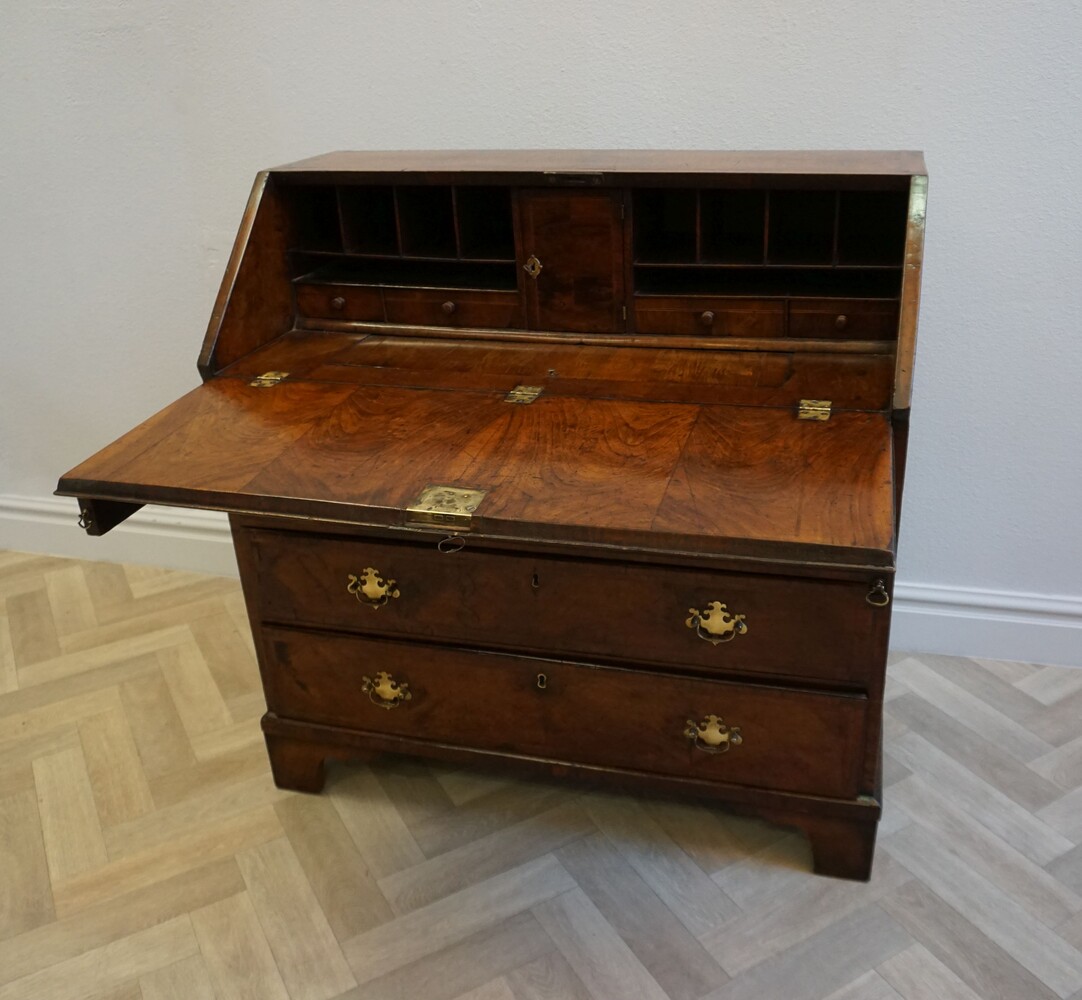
(835, 314, 848, 330)
(442, 301, 456, 315)
(330, 296, 346, 311)
(699, 310, 715, 327)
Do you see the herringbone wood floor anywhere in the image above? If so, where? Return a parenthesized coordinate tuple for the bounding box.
(2, 550, 1082, 1000)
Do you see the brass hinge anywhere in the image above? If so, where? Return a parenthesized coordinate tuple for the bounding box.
(406, 485, 487, 531)
(505, 385, 543, 404)
(797, 399, 832, 421)
(249, 371, 289, 388)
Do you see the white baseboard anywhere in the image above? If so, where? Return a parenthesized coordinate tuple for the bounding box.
(0, 494, 237, 577)
(2, 494, 1079, 668)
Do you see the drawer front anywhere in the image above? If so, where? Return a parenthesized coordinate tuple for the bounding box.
(383, 289, 524, 329)
(252, 532, 888, 684)
(788, 299, 898, 340)
(263, 628, 868, 799)
(296, 283, 385, 322)
(635, 296, 785, 338)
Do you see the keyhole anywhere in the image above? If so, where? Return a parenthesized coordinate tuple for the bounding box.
(531, 572, 540, 589)
(536, 673, 547, 690)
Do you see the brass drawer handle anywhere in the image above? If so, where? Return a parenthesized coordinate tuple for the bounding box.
(361, 671, 412, 709)
(346, 568, 401, 609)
(685, 715, 742, 754)
(686, 602, 748, 645)
(523, 255, 543, 278)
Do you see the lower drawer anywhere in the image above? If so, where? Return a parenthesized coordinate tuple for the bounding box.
(788, 298, 899, 340)
(261, 628, 868, 800)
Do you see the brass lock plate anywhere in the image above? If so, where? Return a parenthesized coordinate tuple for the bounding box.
(406, 485, 488, 531)
(505, 385, 544, 404)
(249, 371, 289, 388)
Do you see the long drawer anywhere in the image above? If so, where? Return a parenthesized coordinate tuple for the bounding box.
(262, 627, 868, 800)
(251, 531, 888, 684)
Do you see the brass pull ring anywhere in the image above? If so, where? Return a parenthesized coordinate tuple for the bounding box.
(361, 671, 412, 709)
(346, 568, 400, 609)
(685, 715, 742, 754)
(686, 602, 748, 645)
(866, 579, 891, 607)
(523, 255, 543, 278)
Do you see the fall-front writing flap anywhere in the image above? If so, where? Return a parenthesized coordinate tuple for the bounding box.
(57, 374, 895, 565)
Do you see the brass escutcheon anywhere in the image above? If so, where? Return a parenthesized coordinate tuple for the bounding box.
(686, 601, 748, 645)
(523, 255, 543, 278)
(685, 714, 743, 754)
(346, 568, 400, 609)
(361, 671, 412, 709)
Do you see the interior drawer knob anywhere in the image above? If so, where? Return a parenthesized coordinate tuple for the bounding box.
(699, 310, 715, 326)
(330, 296, 346, 311)
(835, 314, 848, 330)
(685, 714, 742, 753)
(442, 300, 456, 315)
(361, 671, 412, 709)
(346, 567, 401, 609)
(686, 601, 748, 645)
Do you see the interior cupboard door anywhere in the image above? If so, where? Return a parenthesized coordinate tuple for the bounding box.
(517, 189, 626, 333)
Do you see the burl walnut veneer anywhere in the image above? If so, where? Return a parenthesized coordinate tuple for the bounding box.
(58, 150, 927, 880)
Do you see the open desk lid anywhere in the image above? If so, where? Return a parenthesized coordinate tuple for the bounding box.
(57, 351, 896, 569)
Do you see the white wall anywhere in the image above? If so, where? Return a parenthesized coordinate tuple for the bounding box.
(2, 2, 1080, 665)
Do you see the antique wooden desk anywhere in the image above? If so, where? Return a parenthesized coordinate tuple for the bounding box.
(58, 151, 926, 880)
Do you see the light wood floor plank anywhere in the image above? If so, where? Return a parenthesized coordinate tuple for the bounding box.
(44, 565, 97, 638)
(157, 638, 233, 740)
(821, 970, 903, 1000)
(0, 788, 55, 940)
(188, 611, 261, 703)
(555, 832, 728, 1000)
(0, 858, 243, 987)
(379, 800, 594, 915)
(7, 588, 61, 667)
(453, 978, 518, 1000)
(333, 766, 427, 879)
(531, 888, 670, 1000)
(33, 745, 109, 882)
(79, 707, 154, 829)
(1031, 734, 1082, 791)
(190, 892, 289, 1000)
(0, 914, 198, 1000)
(118, 669, 197, 781)
(584, 793, 740, 937)
(342, 855, 575, 985)
(506, 951, 592, 1000)
(138, 953, 217, 1000)
(0, 611, 18, 694)
(887, 731, 1073, 864)
(702, 904, 911, 1000)
(273, 793, 395, 941)
(879, 942, 986, 1000)
(237, 837, 357, 1000)
(884, 823, 1082, 998)
(340, 910, 551, 1000)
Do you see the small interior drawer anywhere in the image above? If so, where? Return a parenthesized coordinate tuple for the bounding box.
(788, 299, 899, 340)
(262, 627, 868, 800)
(295, 283, 385, 323)
(634, 296, 785, 337)
(383, 289, 524, 328)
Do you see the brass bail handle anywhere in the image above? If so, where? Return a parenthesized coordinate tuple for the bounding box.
(346, 567, 401, 609)
(361, 671, 412, 709)
(685, 714, 743, 754)
(686, 601, 748, 645)
(866, 579, 891, 607)
(523, 255, 543, 278)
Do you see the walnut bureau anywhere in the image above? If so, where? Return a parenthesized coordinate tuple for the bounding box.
(58, 150, 927, 880)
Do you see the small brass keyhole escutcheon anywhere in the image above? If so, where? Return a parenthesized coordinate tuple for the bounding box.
(536, 673, 547, 690)
(523, 255, 543, 278)
(531, 573, 540, 589)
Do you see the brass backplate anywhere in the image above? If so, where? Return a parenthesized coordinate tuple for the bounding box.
(406, 485, 488, 530)
(505, 385, 543, 404)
